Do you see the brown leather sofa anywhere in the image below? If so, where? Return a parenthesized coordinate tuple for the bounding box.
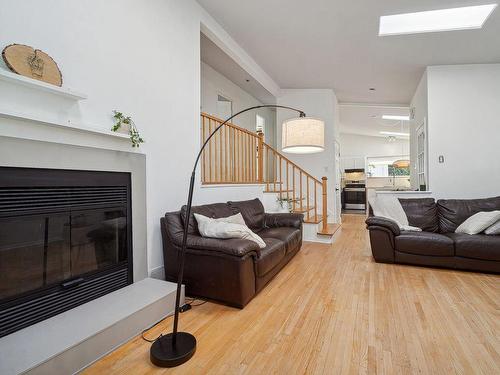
(366, 196, 500, 273)
(161, 198, 303, 308)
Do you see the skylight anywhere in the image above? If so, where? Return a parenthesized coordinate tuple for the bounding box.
(382, 115, 410, 121)
(379, 4, 498, 36)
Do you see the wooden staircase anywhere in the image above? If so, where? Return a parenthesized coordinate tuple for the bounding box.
(200, 112, 338, 237)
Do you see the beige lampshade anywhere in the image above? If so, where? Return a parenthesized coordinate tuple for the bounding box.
(392, 159, 410, 168)
(282, 117, 325, 154)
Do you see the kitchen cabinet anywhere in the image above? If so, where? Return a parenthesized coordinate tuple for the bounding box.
(341, 157, 365, 172)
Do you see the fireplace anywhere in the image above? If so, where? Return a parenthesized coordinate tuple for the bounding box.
(0, 167, 133, 338)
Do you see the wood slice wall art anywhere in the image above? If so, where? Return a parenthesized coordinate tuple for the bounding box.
(2, 44, 62, 86)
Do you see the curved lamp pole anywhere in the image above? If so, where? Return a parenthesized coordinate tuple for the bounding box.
(150, 105, 306, 368)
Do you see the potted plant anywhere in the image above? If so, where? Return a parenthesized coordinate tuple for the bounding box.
(111, 110, 144, 148)
(276, 197, 294, 213)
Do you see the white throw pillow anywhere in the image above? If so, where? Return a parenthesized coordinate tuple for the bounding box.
(455, 211, 500, 235)
(193, 213, 266, 248)
(484, 220, 500, 235)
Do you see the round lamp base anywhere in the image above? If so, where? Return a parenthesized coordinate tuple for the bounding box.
(150, 332, 196, 368)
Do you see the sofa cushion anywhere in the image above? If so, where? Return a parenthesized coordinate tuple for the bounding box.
(399, 198, 439, 232)
(395, 231, 454, 256)
(455, 211, 500, 235)
(181, 203, 234, 235)
(228, 198, 265, 230)
(437, 196, 500, 233)
(255, 238, 286, 277)
(258, 227, 301, 253)
(445, 233, 500, 261)
(193, 213, 266, 248)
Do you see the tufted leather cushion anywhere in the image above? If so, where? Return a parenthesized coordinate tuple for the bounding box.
(259, 227, 301, 254)
(437, 196, 500, 233)
(255, 238, 286, 276)
(446, 233, 500, 261)
(181, 203, 234, 235)
(395, 231, 454, 256)
(399, 198, 439, 232)
(228, 198, 266, 230)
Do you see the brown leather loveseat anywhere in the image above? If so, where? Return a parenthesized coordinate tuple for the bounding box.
(161, 198, 303, 307)
(366, 196, 500, 273)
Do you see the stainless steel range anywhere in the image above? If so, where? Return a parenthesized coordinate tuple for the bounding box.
(344, 182, 366, 210)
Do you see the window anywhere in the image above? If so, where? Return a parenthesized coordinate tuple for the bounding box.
(256, 114, 265, 133)
(367, 156, 410, 177)
(216, 94, 232, 119)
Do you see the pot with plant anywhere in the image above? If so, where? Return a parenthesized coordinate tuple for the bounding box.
(112, 110, 144, 148)
(276, 197, 294, 213)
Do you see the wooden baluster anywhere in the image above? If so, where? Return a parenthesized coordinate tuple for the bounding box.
(243, 133, 247, 182)
(216, 121, 220, 182)
(201, 115, 206, 183)
(279, 156, 282, 199)
(292, 165, 296, 212)
(322, 177, 328, 232)
(251, 136, 254, 181)
(273, 151, 276, 192)
(250, 136, 253, 181)
(224, 126, 231, 182)
(299, 170, 303, 211)
(208, 119, 213, 182)
(285, 160, 289, 201)
(239, 131, 245, 182)
(258, 132, 264, 183)
(219, 123, 223, 182)
(265, 145, 269, 190)
(314, 182, 318, 220)
(306, 176, 310, 221)
(238, 130, 242, 181)
(232, 127, 236, 182)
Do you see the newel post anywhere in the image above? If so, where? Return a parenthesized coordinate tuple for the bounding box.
(257, 131, 264, 183)
(321, 176, 328, 232)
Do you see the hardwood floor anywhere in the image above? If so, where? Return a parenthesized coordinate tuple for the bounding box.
(85, 215, 500, 374)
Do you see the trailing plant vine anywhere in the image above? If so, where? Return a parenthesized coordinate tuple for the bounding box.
(112, 110, 144, 148)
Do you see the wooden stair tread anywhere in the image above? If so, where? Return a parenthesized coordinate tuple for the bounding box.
(317, 223, 341, 236)
(263, 189, 293, 193)
(304, 215, 323, 224)
(292, 205, 315, 213)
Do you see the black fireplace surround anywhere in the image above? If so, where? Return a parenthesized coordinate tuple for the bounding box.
(0, 167, 133, 338)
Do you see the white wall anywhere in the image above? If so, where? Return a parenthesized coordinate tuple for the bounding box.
(0, 0, 282, 276)
(276, 89, 340, 222)
(340, 133, 409, 159)
(426, 64, 500, 199)
(409, 71, 428, 189)
(201, 61, 276, 146)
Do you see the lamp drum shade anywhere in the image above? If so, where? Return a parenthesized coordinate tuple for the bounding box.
(282, 117, 325, 154)
(392, 159, 410, 168)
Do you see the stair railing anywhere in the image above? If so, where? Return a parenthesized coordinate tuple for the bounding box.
(200, 112, 328, 230)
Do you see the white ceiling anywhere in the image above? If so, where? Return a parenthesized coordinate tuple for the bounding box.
(197, 0, 500, 104)
(201, 33, 276, 103)
(339, 104, 410, 138)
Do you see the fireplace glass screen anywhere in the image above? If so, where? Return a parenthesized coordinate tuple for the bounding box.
(0, 208, 127, 301)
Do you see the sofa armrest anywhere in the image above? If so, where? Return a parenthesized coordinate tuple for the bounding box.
(365, 216, 400, 236)
(264, 213, 303, 229)
(185, 235, 260, 258)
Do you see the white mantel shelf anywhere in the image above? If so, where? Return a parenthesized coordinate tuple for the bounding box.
(0, 109, 131, 140)
(0, 69, 87, 100)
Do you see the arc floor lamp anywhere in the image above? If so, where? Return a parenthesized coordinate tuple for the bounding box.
(150, 105, 324, 367)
